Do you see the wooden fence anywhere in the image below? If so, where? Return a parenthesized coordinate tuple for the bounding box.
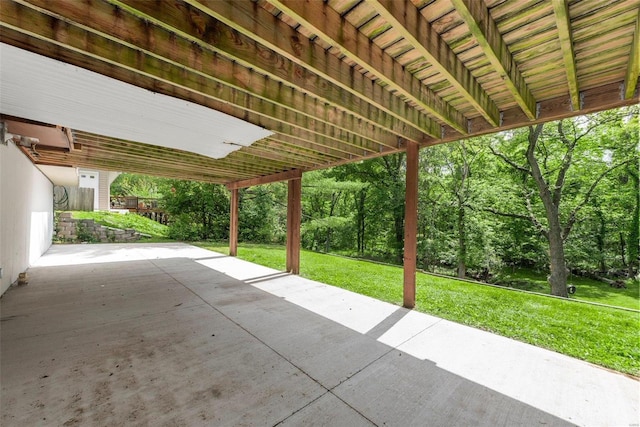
(54, 186, 94, 211)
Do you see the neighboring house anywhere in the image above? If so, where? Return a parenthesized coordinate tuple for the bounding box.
(78, 169, 120, 211)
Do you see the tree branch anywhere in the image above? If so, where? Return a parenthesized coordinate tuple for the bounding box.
(480, 206, 530, 221)
(553, 120, 578, 205)
(488, 145, 531, 174)
(562, 158, 635, 240)
(523, 190, 549, 239)
(526, 124, 554, 208)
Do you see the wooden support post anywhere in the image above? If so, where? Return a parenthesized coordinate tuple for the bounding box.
(403, 141, 419, 309)
(286, 177, 302, 274)
(229, 188, 238, 257)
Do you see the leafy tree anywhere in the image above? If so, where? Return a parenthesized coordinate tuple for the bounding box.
(626, 167, 639, 277)
(334, 153, 407, 262)
(301, 170, 365, 252)
(429, 141, 482, 278)
(111, 107, 637, 295)
(488, 109, 638, 296)
(239, 184, 286, 243)
(110, 173, 168, 198)
(162, 180, 229, 241)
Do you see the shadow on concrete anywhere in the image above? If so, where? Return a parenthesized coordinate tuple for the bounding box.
(1, 252, 577, 426)
(364, 308, 414, 340)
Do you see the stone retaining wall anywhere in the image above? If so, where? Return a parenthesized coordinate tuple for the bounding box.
(56, 212, 141, 243)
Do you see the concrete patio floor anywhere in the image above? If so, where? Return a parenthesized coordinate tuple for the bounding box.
(1, 243, 637, 426)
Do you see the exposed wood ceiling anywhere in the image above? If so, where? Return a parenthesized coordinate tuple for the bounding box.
(1, 0, 638, 185)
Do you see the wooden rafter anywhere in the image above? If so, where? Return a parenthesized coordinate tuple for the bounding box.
(249, 142, 323, 165)
(266, 135, 349, 161)
(113, 0, 438, 141)
(7, 1, 396, 155)
(71, 141, 276, 177)
(368, 0, 500, 126)
(32, 150, 242, 182)
(625, 9, 640, 99)
(228, 169, 302, 190)
(73, 133, 313, 177)
(258, 139, 340, 163)
(0, 28, 388, 164)
(251, 0, 468, 134)
(23, 0, 406, 151)
(449, 0, 537, 120)
(178, 0, 441, 139)
(242, 147, 318, 169)
(551, 0, 580, 111)
(0, 0, 636, 187)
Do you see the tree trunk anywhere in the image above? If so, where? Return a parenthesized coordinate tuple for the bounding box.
(596, 209, 606, 273)
(628, 169, 639, 278)
(201, 202, 208, 240)
(325, 230, 331, 253)
(394, 211, 404, 264)
(526, 124, 569, 297)
(547, 211, 569, 297)
(619, 232, 628, 269)
(457, 205, 466, 278)
(381, 154, 406, 263)
(356, 190, 366, 255)
(455, 143, 470, 279)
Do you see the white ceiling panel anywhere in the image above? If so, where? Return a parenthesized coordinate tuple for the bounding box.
(36, 165, 79, 186)
(0, 43, 272, 159)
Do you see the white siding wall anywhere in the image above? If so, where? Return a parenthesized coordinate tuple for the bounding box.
(98, 171, 109, 211)
(0, 142, 54, 295)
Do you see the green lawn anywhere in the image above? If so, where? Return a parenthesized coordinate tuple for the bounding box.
(495, 268, 639, 310)
(197, 242, 639, 377)
(65, 211, 169, 238)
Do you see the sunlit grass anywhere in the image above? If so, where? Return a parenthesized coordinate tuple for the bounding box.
(197, 242, 639, 376)
(495, 268, 639, 310)
(65, 211, 169, 238)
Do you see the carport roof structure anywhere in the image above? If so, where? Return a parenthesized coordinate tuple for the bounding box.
(0, 0, 638, 185)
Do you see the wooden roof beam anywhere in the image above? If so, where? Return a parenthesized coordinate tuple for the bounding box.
(448, 0, 537, 120)
(74, 132, 314, 175)
(113, 0, 437, 141)
(0, 10, 386, 160)
(265, 135, 349, 161)
(624, 9, 640, 99)
(258, 138, 343, 163)
(551, 0, 580, 111)
(71, 138, 276, 177)
(32, 149, 244, 181)
(442, 81, 638, 143)
(251, 0, 468, 134)
(14, 0, 399, 153)
(227, 169, 303, 190)
(241, 147, 319, 169)
(368, 0, 500, 126)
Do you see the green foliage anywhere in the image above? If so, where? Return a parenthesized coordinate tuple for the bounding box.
(478, 108, 639, 285)
(196, 242, 639, 376)
(300, 170, 366, 252)
(75, 221, 100, 243)
(162, 180, 229, 241)
(110, 173, 169, 198)
(330, 154, 407, 261)
(239, 184, 287, 244)
(69, 211, 168, 237)
(166, 214, 204, 241)
(117, 107, 637, 288)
